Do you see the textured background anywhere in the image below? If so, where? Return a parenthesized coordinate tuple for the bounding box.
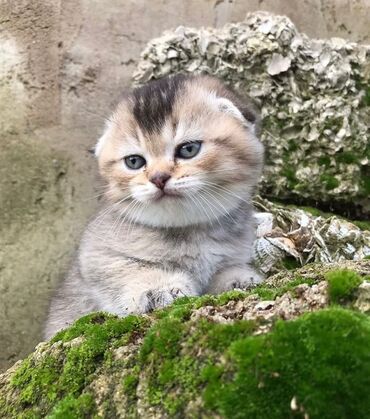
(1, 0, 369, 372)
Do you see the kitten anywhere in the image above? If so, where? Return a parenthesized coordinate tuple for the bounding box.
(44, 74, 264, 339)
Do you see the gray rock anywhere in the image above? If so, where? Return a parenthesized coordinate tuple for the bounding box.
(354, 281, 370, 313)
(252, 197, 370, 276)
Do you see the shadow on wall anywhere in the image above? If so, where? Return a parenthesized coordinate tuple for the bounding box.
(0, 133, 96, 371)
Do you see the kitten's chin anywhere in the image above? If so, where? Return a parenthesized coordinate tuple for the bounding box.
(136, 206, 209, 228)
(134, 194, 241, 228)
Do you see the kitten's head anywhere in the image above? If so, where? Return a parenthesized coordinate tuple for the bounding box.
(95, 74, 264, 228)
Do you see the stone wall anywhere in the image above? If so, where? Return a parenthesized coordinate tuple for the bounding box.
(0, 0, 369, 371)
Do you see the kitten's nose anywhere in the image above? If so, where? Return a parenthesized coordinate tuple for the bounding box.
(150, 172, 171, 190)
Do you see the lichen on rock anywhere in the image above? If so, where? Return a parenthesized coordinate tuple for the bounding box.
(1, 261, 369, 418)
(252, 197, 370, 276)
(133, 11, 370, 218)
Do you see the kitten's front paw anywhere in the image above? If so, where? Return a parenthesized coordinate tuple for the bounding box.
(207, 265, 264, 295)
(139, 286, 194, 312)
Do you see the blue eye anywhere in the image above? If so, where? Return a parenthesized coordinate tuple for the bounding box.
(124, 155, 146, 170)
(175, 141, 202, 159)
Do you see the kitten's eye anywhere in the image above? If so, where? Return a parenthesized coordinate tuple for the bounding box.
(175, 141, 202, 159)
(124, 155, 146, 170)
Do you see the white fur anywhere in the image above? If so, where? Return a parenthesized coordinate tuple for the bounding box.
(130, 178, 251, 228)
(209, 93, 256, 133)
(95, 121, 112, 157)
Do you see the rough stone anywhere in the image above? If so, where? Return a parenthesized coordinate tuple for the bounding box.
(0, 261, 369, 418)
(191, 281, 328, 333)
(354, 281, 370, 313)
(253, 197, 370, 276)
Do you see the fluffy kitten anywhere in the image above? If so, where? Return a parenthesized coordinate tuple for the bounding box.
(44, 74, 264, 339)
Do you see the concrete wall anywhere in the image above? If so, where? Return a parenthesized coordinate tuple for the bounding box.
(2, 0, 369, 137)
(0, 0, 369, 371)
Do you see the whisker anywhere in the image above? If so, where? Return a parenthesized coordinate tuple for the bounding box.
(193, 168, 243, 176)
(190, 193, 215, 227)
(96, 197, 134, 237)
(112, 199, 139, 238)
(82, 191, 109, 202)
(127, 201, 146, 236)
(90, 195, 132, 227)
(184, 195, 203, 226)
(200, 181, 251, 204)
(201, 189, 236, 224)
(124, 200, 142, 236)
(197, 191, 223, 228)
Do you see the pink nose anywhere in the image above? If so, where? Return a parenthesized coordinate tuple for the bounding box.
(150, 172, 171, 190)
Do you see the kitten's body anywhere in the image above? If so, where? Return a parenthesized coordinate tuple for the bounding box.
(44, 74, 264, 339)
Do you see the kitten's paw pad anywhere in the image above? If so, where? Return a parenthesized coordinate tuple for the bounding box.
(141, 287, 188, 312)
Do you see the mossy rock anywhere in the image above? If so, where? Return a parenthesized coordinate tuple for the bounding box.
(1, 261, 370, 418)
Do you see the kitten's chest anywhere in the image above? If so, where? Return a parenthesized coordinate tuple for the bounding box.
(162, 236, 225, 282)
(90, 217, 252, 285)
(129, 225, 249, 283)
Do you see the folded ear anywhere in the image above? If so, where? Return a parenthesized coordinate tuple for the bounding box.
(215, 95, 260, 135)
(94, 123, 111, 157)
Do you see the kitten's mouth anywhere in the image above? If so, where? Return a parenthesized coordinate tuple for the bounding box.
(153, 189, 182, 201)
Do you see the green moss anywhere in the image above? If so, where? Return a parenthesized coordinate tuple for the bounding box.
(140, 317, 184, 362)
(138, 307, 370, 418)
(362, 84, 370, 107)
(139, 317, 192, 413)
(156, 356, 203, 414)
(193, 319, 257, 352)
(154, 290, 249, 322)
(281, 166, 298, 188)
(336, 151, 358, 164)
(298, 205, 329, 217)
(281, 256, 301, 270)
(122, 374, 139, 395)
(320, 174, 340, 190)
(47, 394, 96, 419)
(353, 220, 370, 231)
(323, 116, 343, 131)
(203, 308, 370, 419)
(326, 269, 363, 304)
(9, 313, 148, 417)
(52, 312, 147, 343)
(139, 316, 258, 415)
(360, 173, 370, 196)
(3, 265, 370, 417)
(252, 276, 316, 301)
(287, 139, 298, 152)
(318, 155, 330, 167)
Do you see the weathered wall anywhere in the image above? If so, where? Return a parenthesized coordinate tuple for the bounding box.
(0, 0, 369, 371)
(2, 0, 370, 137)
